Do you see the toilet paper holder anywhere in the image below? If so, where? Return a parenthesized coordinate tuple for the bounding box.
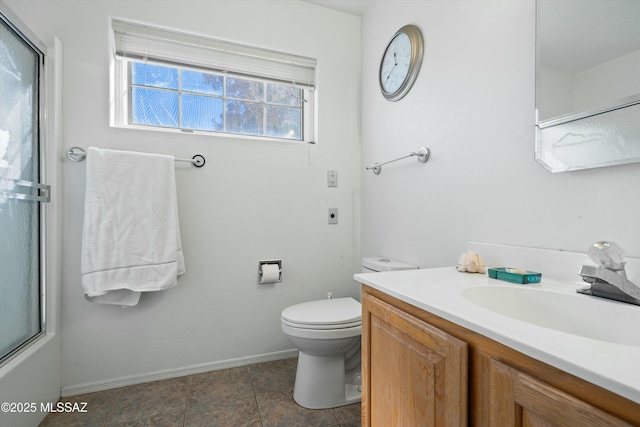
(258, 259, 282, 284)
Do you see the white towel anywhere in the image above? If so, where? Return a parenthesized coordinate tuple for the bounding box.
(81, 147, 185, 306)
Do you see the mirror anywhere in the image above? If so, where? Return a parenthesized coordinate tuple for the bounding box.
(535, 0, 640, 172)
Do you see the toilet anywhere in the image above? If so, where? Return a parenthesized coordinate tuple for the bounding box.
(281, 257, 418, 409)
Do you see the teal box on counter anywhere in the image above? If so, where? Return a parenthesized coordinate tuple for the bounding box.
(488, 267, 541, 284)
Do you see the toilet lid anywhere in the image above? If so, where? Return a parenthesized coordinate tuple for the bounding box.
(281, 297, 361, 327)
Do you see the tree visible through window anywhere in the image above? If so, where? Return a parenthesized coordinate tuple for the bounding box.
(130, 62, 304, 140)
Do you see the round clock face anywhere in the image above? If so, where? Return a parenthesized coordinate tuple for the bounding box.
(379, 25, 423, 101)
(380, 32, 411, 93)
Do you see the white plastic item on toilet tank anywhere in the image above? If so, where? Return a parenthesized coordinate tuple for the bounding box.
(362, 257, 419, 273)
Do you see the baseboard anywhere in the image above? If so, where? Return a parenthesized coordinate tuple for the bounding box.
(60, 349, 299, 397)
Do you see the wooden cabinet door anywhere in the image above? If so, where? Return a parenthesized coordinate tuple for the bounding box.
(489, 359, 633, 427)
(362, 292, 468, 427)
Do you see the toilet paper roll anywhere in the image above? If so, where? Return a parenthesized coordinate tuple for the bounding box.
(261, 264, 280, 283)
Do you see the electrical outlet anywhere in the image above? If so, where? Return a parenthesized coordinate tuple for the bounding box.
(328, 208, 338, 224)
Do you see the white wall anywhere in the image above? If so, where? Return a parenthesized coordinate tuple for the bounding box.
(7, 0, 361, 393)
(361, 0, 640, 271)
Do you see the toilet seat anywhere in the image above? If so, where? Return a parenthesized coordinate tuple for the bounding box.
(281, 297, 361, 330)
(281, 318, 361, 330)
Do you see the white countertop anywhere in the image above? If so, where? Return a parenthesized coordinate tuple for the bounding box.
(354, 266, 640, 404)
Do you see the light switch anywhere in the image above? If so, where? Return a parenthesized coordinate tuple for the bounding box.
(327, 170, 338, 187)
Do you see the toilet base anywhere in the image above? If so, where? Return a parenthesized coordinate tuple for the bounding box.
(293, 352, 362, 409)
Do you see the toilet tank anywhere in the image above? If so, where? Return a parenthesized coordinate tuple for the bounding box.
(362, 257, 418, 273)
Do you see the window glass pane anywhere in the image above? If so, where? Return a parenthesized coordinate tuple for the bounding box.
(125, 62, 307, 140)
(132, 63, 178, 89)
(226, 77, 264, 101)
(267, 83, 303, 107)
(182, 70, 223, 95)
(226, 100, 263, 135)
(131, 87, 178, 127)
(266, 105, 301, 140)
(182, 94, 223, 131)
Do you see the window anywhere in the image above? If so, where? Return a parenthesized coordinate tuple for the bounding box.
(111, 20, 316, 142)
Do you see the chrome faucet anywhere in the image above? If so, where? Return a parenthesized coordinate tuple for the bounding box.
(577, 241, 640, 306)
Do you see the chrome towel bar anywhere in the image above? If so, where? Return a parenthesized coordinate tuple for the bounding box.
(365, 147, 429, 175)
(66, 146, 205, 167)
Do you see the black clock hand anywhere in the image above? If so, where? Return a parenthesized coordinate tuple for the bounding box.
(383, 51, 397, 82)
(384, 64, 396, 82)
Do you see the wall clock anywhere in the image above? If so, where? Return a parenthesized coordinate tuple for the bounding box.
(379, 24, 424, 102)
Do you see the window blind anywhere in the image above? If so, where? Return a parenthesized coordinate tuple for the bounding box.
(112, 19, 317, 89)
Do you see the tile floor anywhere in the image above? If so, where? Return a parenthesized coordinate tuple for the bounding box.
(39, 357, 361, 427)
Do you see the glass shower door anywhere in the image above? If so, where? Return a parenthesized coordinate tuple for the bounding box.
(0, 12, 47, 363)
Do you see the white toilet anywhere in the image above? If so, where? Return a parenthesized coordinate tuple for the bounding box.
(281, 257, 418, 409)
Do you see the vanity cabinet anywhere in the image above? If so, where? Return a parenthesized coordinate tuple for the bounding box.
(489, 359, 632, 426)
(362, 290, 468, 426)
(362, 285, 640, 427)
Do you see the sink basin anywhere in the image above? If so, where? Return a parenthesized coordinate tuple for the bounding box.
(461, 285, 640, 347)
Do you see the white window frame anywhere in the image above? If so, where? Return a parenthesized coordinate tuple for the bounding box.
(109, 19, 316, 143)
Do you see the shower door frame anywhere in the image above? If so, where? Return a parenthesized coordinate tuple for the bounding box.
(0, 1, 49, 367)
